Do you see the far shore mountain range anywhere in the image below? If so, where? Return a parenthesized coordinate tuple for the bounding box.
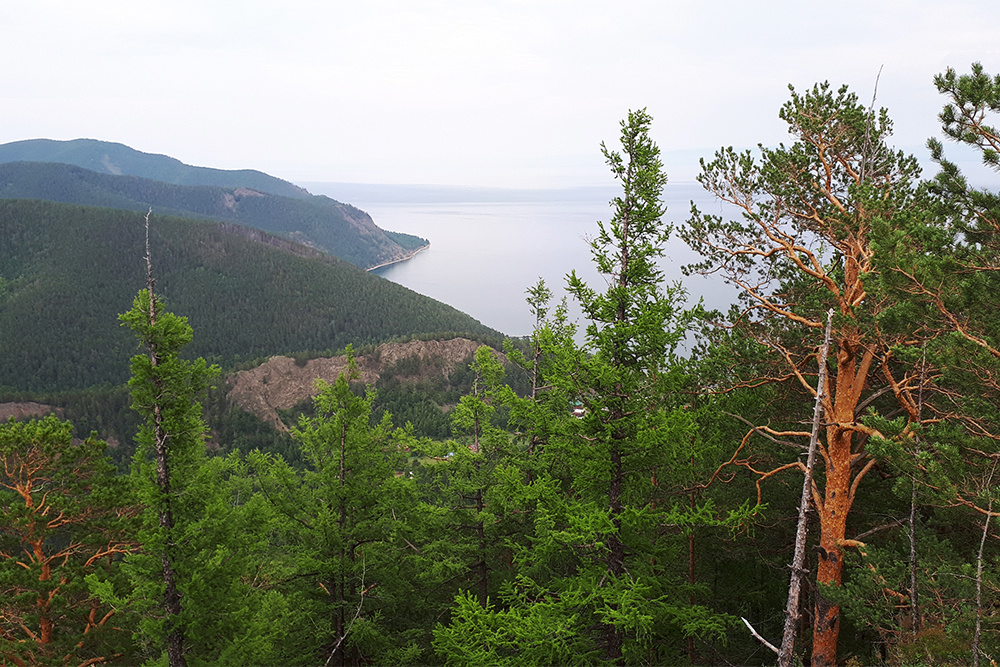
(0, 137, 621, 215)
(0, 138, 428, 271)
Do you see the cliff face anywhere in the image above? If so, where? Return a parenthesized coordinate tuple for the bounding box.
(227, 338, 487, 431)
(0, 402, 62, 421)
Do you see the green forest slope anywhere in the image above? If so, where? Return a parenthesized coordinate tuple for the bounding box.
(0, 199, 496, 392)
(0, 161, 426, 269)
(0, 138, 310, 198)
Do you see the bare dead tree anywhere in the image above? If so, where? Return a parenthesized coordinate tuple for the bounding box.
(778, 309, 833, 666)
(909, 343, 928, 639)
(142, 209, 187, 667)
(973, 462, 997, 667)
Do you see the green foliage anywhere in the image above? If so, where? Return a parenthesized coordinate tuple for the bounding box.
(372, 352, 471, 439)
(214, 403, 303, 466)
(0, 160, 418, 269)
(11, 66, 1000, 667)
(434, 587, 597, 666)
(112, 289, 307, 666)
(447, 347, 519, 600)
(934, 63, 1000, 170)
(248, 350, 424, 665)
(684, 81, 922, 322)
(0, 416, 134, 665)
(120, 288, 218, 487)
(432, 110, 744, 665)
(384, 229, 430, 251)
(680, 80, 938, 664)
(858, 62, 1000, 663)
(120, 288, 258, 664)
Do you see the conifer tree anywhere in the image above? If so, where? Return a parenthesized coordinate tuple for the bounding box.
(248, 349, 416, 665)
(436, 110, 742, 666)
(445, 346, 515, 607)
(682, 83, 927, 666)
(868, 62, 1000, 661)
(119, 213, 217, 667)
(0, 416, 133, 666)
(562, 108, 697, 662)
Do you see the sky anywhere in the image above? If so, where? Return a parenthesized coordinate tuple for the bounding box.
(3, 1, 1000, 189)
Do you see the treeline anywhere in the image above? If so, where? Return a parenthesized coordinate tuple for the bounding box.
(384, 229, 430, 251)
(0, 200, 495, 392)
(370, 349, 527, 439)
(0, 161, 428, 268)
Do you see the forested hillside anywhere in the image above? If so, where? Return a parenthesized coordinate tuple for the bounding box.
(0, 138, 310, 198)
(0, 199, 495, 392)
(0, 161, 427, 268)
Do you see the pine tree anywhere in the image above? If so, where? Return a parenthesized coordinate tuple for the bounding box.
(682, 83, 927, 665)
(0, 416, 133, 666)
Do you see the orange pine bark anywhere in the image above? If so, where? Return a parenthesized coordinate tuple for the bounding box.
(0, 418, 133, 666)
(685, 84, 926, 665)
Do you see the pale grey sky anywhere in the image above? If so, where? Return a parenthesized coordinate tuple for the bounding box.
(3, 1, 999, 188)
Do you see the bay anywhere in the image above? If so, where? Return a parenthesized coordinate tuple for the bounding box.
(343, 182, 739, 338)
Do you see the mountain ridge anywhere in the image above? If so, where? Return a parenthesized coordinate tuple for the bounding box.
(0, 138, 311, 199)
(0, 160, 427, 269)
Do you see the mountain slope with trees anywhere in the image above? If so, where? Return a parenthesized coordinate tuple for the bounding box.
(0, 161, 426, 269)
(0, 138, 310, 198)
(0, 199, 495, 392)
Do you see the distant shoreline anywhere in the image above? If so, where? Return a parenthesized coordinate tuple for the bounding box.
(302, 181, 624, 204)
(367, 243, 430, 272)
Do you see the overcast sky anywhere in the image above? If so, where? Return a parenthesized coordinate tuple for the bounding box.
(3, 1, 999, 188)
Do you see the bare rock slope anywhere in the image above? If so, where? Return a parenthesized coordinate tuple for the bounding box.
(227, 338, 487, 430)
(0, 402, 62, 421)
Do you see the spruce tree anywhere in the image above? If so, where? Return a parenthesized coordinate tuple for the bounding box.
(435, 109, 742, 665)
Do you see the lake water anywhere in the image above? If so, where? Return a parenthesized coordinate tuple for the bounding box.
(346, 182, 739, 338)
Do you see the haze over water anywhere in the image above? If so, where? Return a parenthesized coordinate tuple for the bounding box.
(308, 182, 739, 338)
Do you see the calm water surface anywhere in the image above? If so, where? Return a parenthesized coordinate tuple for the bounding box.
(363, 182, 737, 338)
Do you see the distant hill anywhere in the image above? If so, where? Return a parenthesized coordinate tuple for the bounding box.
(0, 138, 311, 199)
(0, 199, 497, 392)
(0, 161, 427, 269)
